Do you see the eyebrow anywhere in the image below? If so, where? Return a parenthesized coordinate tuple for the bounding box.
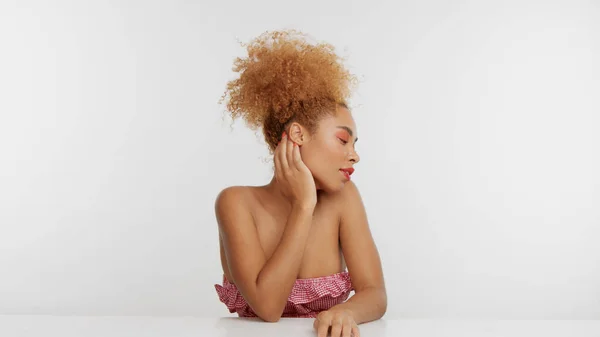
(336, 126, 358, 143)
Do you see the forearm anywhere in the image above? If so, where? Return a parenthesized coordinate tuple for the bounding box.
(255, 204, 314, 318)
(329, 287, 387, 324)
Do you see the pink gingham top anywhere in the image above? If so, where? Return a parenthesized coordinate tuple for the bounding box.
(214, 271, 354, 318)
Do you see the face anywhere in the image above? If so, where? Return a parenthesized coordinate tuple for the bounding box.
(291, 105, 360, 193)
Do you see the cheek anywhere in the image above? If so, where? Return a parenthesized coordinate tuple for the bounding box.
(300, 145, 329, 172)
(313, 155, 342, 183)
(301, 138, 344, 170)
(313, 141, 344, 166)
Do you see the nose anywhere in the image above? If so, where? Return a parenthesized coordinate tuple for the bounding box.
(349, 149, 360, 164)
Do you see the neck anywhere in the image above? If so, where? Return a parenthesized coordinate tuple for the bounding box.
(265, 175, 288, 200)
(263, 174, 321, 209)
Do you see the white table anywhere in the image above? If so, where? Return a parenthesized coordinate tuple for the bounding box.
(1, 316, 599, 337)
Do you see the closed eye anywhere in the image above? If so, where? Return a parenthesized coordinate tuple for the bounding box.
(338, 138, 348, 145)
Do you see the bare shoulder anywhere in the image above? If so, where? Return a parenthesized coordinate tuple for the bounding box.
(215, 185, 246, 210)
(339, 180, 361, 199)
(326, 180, 363, 212)
(214, 186, 254, 229)
(215, 185, 249, 206)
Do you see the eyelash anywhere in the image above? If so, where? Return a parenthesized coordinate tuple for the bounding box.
(338, 138, 348, 145)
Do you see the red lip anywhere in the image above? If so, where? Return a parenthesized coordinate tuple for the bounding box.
(340, 167, 355, 176)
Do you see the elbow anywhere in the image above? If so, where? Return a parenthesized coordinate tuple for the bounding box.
(363, 286, 387, 320)
(261, 314, 281, 323)
(252, 302, 284, 323)
(256, 309, 282, 323)
(380, 301, 388, 318)
(242, 282, 286, 322)
(378, 289, 388, 318)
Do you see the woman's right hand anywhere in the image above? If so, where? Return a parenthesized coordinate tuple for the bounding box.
(274, 132, 317, 209)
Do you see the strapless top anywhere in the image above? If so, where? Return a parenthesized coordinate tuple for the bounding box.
(214, 271, 354, 318)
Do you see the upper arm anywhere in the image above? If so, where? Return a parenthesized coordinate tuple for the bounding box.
(339, 182, 386, 293)
(215, 187, 267, 306)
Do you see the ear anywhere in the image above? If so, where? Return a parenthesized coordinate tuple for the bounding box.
(287, 122, 307, 145)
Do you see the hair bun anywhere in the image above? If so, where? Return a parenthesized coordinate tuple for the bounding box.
(219, 29, 357, 152)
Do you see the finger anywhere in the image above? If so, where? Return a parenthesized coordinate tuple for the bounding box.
(292, 139, 304, 168)
(274, 139, 283, 179)
(286, 134, 295, 170)
(317, 317, 331, 337)
(342, 318, 353, 337)
(352, 324, 360, 337)
(279, 133, 290, 173)
(330, 317, 343, 337)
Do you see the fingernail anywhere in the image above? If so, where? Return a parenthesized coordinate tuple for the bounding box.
(282, 131, 287, 137)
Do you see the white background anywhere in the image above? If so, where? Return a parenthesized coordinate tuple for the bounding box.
(0, 0, 598, 319)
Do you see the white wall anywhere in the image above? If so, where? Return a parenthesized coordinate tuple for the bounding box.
(0, 0, 598, 319)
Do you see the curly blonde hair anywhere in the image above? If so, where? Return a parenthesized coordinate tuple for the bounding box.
(219, 29, 358, 153)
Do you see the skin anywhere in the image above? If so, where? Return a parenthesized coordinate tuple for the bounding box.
(216, 105, 387, 337)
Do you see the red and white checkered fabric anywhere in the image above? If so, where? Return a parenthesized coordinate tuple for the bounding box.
(214, 271, 354, 318)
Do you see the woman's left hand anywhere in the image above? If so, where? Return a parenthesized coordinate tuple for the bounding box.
(313, 309, 360, 337)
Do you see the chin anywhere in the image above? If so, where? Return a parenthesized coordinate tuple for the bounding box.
(315, 177, 347, 194)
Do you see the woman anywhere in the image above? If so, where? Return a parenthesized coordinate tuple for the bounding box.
(214, 30, 387, 337)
